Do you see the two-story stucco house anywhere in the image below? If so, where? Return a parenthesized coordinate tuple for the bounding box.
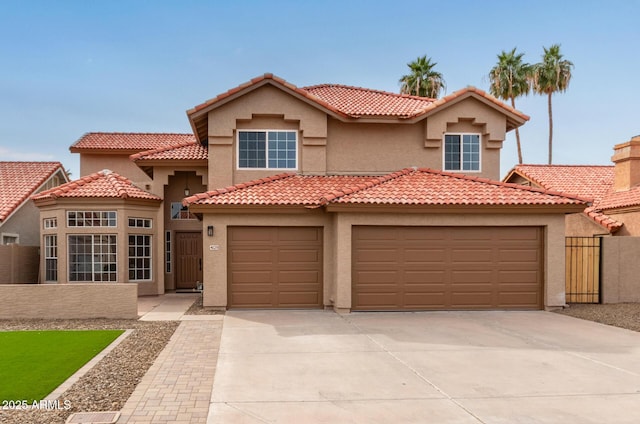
(33, 74, 586, 311)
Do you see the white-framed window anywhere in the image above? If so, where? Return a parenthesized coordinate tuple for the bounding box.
(67, 211, 116, 227)
(129, 234, 152, 281)
(68, 234, 117, 282)
(1, 233, 19, 245)
(171, 202, 197, 220)
(237, 130, 297, 169)
(444, 133, 481, 172)
(43, 217, 58, 229)
(128, 217, 152, 228)
(165, 231, 171, 273)
(44, 234, 57, 281)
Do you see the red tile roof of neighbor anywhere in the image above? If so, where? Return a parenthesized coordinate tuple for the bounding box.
(130, 142, 208, 161)
(0, 162, 65, 222)
(32, 169, 161, 202)
(506, 164, 622, 232)
(188, 73, 530, 120)
(507, 164, 614, 201)
(70, 132, 196, 151)
(184, 168, 587, 208)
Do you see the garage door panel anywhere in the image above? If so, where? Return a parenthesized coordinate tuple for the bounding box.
(277, 249, 320, 263)
(278, 270, 321, 284)
(353, 226, 543, 311)
(228, 227, 323, 309)
(404, 248, 446, 263)
(404, 270, 446, 283)
(355, 248, 399, 263)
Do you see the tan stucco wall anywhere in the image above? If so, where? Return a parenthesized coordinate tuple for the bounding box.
(607, 210, 640, 236)
(565, 213, 610, 237)
(38, 200, 162, 295)
(206, 85, 327, 188)
(0, 283, 137, 319)
(80, 153, 152, 186)
(601, 236, 640, 303)
(0, 200, 41, 246)
(203, 85, 512, 187)
(200, 210, 566, 311)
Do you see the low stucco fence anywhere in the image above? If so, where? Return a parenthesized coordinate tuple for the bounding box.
(0, 283, 138, 319)
(0, 244, 39, 284)
(601, 237, 640, 303)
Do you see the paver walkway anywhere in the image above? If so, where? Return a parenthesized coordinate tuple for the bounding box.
(116, 295, 223, 424)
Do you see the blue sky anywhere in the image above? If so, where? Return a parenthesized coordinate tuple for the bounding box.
(1, 0, 638, 178)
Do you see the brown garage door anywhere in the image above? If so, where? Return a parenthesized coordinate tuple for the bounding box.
(228, 227, 323, 308)
(352, 226, 543, 311)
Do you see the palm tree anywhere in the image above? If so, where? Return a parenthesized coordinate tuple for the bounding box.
(399, 55, 446, 98)
(532, 44, 574, 164)
(488, 48, 532, 164)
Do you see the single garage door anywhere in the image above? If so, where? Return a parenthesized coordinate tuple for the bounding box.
(228, 227, 323, 308)
(352, 226, 543, 311)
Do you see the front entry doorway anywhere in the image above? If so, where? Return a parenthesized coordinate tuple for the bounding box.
(175, 231, 203, 290)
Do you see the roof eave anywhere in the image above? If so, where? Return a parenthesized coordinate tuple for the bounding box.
(324, 203, 587, 214)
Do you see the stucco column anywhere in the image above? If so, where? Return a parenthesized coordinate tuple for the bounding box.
(545, 216, 567, 308)
(333, 214, 352, 312)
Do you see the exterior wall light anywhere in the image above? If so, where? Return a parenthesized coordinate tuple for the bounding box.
(207, 226, 214, 237)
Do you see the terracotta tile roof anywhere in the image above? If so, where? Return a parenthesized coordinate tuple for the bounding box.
(301, 84, 435, 118)
(331, 168, 587, 206)
(185, 173, 376, 206)
(0, 162, 65, 222)
(186, 74, 529, 142)
(70, 132, 196, 152)
(130, 142, 208, 161)
(507, 164, 613, 201)
(595, 185, 640, 211)
(32, 169, 161, 202)
(189, 73, 529, 120)
(505, 164, 623, 233)
(185, 168, 586, 209)
(584, 206, 624, 233)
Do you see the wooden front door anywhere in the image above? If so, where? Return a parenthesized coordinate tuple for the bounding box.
(175, 232, 203, 290)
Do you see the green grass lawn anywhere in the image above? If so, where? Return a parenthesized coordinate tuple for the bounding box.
(0, 330, 124, 402)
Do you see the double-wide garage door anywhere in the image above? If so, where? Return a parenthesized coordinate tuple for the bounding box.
(228, 227, 323, 308)
(352, 226, 543, 311)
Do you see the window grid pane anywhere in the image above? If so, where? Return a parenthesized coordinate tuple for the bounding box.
(68, 234, 117, 282)
(67, 211, 116, 227)
(444, 135, 461, 170)
(44, 235, 57, 281)
(129, 234, 152, 281)
(238, 131, 266, 168)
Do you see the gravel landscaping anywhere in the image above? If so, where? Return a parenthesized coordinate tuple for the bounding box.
(555, 302, 640, 332)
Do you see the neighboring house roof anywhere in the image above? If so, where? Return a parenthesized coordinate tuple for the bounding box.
(185, 168, 587, 210)
(186, 73, 529, 143)
(130, 141, 208, 162)
(70, 132, 196, 153)
(0, 161, 66, 223)
(504, 164, 613, 200)
(32, 169, 161, 202)
(504, 164, 622, 233)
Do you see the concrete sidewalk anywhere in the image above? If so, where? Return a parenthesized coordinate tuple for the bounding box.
(116, 294, 223, 424)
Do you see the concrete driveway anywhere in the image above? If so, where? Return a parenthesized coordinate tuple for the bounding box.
(208, 310, 640, 423)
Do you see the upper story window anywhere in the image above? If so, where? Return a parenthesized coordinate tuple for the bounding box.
(237, 130, 297, 170)
(171, 202, 197, 220)
(444, 134, 481, 172)
(128, 217, 152, 228)
(67, 211, 116, 227)
(43, 217, 58, 229)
